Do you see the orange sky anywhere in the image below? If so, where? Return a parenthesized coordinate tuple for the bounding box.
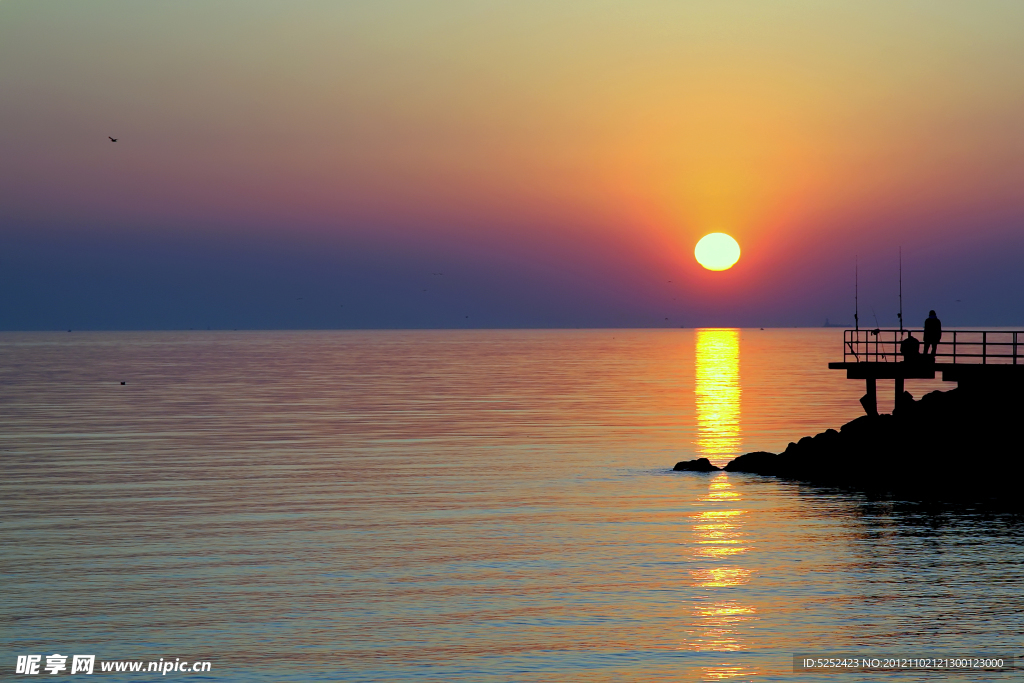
(2, 1, 1024, 328)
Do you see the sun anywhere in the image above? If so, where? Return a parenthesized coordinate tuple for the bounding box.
(694, 233, 740, 271)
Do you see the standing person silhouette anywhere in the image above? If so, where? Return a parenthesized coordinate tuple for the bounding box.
(922, 310, 942, 359)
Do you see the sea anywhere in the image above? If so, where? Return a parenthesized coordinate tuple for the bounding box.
(2, 329, 1022, 682)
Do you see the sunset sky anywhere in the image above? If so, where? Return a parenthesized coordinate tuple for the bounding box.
(3, 1, 1024, 329)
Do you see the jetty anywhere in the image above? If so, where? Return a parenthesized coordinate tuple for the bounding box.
(828, 329, 1024, 415)
(676, 328, 1024, 502)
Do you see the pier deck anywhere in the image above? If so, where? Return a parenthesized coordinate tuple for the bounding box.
(828, 329, 1024, 414)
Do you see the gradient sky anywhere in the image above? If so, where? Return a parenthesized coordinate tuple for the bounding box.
(3, 0, 1024, 329)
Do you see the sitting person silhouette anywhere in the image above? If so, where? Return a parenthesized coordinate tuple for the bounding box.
(900, 331, 921, 362)
(922, 310, 942, 358)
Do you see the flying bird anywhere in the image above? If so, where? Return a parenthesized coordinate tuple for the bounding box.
(108, 136, 118, 142)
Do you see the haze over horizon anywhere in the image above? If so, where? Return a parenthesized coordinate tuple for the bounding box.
(3, 1, 1024, 330)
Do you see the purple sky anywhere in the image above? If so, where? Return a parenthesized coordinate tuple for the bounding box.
(3, 1, 1024, 329)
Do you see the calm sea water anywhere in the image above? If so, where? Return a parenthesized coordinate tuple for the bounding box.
(2, 329, 1022, 682)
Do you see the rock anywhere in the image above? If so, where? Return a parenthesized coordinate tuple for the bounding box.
(859, 392, 878, 416)
(893, 390, 915, 414)
(716, 385, 1024, 504)
(673, 457, 720, 472)
(722, 451, 778, 474)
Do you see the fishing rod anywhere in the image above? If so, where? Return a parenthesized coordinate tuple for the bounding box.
(897, 246, 903, 334)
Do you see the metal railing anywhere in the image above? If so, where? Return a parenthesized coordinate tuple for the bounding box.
(843, 329, 1023, 365)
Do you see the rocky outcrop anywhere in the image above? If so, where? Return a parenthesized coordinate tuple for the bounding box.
(719, 385, 1024, 502)
(673, 457, 720, 472)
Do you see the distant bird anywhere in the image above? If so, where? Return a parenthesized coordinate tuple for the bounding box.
(108, 136, 118, 142)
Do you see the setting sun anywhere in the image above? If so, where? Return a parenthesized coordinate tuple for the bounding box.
(694, 233, 741, 271)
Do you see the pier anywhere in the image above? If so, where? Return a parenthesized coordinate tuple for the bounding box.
(714, 328, 1024, 500)
(829, 329, 1024, 415)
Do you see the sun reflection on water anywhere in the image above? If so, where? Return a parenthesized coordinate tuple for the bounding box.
(702, 665, 758, 680)
(684, 475, 757, 669)
(685, 330, 754, 674)
(695, 328, 741, 464)
(692, 566, 753, 587)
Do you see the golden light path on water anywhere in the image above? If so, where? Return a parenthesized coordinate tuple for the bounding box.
(689, 329, 754, 679)
(684, 475, 757, 680)
(694, 328, 741, 465)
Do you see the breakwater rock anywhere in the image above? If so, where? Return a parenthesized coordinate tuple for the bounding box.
(673, 457, 720, 472)
(720, 386, 1024, 501)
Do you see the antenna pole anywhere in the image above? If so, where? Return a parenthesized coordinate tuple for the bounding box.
(898, 247, 903, 334)
(854, 257, 859, 332)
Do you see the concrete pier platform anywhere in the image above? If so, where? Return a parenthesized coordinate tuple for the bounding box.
(830, 328, 1024, 415)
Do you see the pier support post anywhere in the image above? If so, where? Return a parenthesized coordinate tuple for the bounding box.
(860, 378, 878, 416)
(895, 376, 904, 408)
